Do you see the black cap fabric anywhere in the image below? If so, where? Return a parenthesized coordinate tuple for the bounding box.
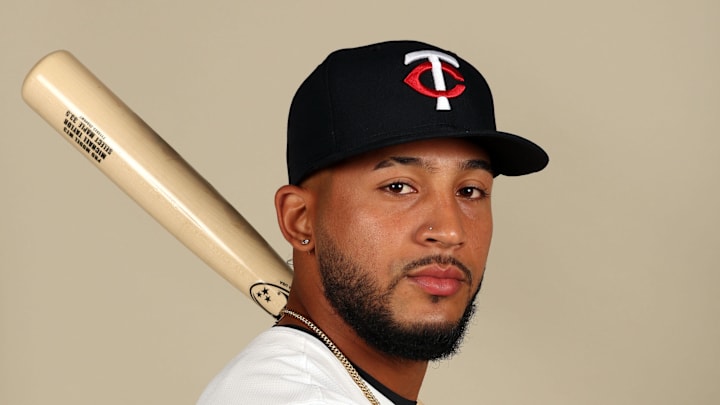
(287, 40, 548, 185)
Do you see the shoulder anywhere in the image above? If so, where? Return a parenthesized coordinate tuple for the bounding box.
(197, 327, 377, 404)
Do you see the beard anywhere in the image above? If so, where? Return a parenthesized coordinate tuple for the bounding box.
(316, 236, 482, 362)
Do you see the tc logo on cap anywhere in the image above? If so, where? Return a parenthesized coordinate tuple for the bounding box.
(403, 50, 466, 111)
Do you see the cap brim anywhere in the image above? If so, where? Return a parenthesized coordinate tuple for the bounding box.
(292, 129, 548, 184)
(462, 131, 549, 176)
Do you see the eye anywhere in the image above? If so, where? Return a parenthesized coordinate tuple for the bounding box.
(457, 186, 489, 200)
(383, 182, 416, 195)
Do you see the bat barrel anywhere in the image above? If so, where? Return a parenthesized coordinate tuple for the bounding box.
(22, 50, 293, 318)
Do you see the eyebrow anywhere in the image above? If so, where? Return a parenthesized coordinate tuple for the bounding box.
(373, 156, 494, 174)
(460, 159, 493, 173)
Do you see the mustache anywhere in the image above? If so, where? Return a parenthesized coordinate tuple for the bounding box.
(400, 254, 473, 285)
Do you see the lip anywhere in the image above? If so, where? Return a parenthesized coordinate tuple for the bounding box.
(406, 266, 467, 297)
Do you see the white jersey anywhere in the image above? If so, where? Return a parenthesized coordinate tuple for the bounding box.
(197, 326, 406, 405)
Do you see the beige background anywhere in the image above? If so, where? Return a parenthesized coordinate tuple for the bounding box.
(1, 1, 718, 404)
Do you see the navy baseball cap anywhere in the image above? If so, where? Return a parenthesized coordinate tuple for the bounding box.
(287, 40, 548, 185)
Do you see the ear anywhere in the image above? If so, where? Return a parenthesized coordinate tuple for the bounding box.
(275, 184, 314, 251)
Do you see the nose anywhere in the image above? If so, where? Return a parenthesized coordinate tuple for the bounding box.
(416, 196, 467, 248)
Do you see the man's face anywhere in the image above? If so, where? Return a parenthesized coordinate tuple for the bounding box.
(308, 138, 494, 360)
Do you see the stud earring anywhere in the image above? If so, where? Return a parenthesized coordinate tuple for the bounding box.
(301, 239, 310, 245)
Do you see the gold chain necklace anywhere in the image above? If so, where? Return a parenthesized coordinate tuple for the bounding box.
(280, 309, 381, 405)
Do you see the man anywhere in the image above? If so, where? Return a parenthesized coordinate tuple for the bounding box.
(198, 40, 548, 404)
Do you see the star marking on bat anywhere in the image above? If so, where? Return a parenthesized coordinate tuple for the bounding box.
(249, 282, 291, 319)
(256, 287, 272, 301)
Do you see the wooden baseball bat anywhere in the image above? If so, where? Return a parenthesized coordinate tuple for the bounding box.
(21, 50, 293, 318)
